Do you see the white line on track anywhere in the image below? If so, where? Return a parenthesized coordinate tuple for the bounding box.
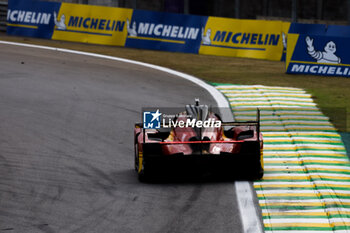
(265, 231, 350, 233)
(263, 157, 349, 162)
(256, 189, 350, 194)
(261, 208, 348, 213)
(262, 172, 350, 178)
(256, 180, 350, 185)
(0, 40, 263, 233)
(263, 166, 350, 171)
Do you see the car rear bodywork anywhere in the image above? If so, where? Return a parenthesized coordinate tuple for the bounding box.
(134, 103, 263, 181)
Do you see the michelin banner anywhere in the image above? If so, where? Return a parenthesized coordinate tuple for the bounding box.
(7, 0, 289, 60)
(52, 3, 132, 46)
(199, 17, 290, 61)
(286, 23, 350, 77)
(7, 0, 60, 39)
(7, 0, 132, 46)
(125, 10, 207, 54)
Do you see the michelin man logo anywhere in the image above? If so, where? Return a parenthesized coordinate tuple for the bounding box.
(305, 36, 341, 64)
(54, 11, 66, 30)
(201, 27, 211, 45)
(127, 18, 137, 37)
(282, 32, 287, 50)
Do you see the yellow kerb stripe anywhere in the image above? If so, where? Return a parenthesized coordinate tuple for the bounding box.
(263, 212, 327, 216)
(258, 192, 350, 198)
(260, 202, 323, 207)
(264, 223, 331, 228)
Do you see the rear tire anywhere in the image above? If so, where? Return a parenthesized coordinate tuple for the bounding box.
(256, 168, 264, 180)
(134, 143, 139, 172)
(138, 158, 147, 182)
(135, 143, 148, 182)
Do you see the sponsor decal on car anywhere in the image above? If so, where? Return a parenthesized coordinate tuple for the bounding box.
(162, 118, 221, 128)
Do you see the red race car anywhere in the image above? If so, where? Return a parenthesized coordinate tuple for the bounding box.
(134, 100, 263, 181)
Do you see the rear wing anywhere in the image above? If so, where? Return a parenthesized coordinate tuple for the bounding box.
(136, 109, 260, 144)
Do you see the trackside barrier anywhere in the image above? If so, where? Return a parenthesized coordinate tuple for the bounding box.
(286, 23, 350, 78)
(7, 0, 289, 61)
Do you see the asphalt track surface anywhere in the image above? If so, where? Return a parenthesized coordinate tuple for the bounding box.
(0, 44, 244, 232)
